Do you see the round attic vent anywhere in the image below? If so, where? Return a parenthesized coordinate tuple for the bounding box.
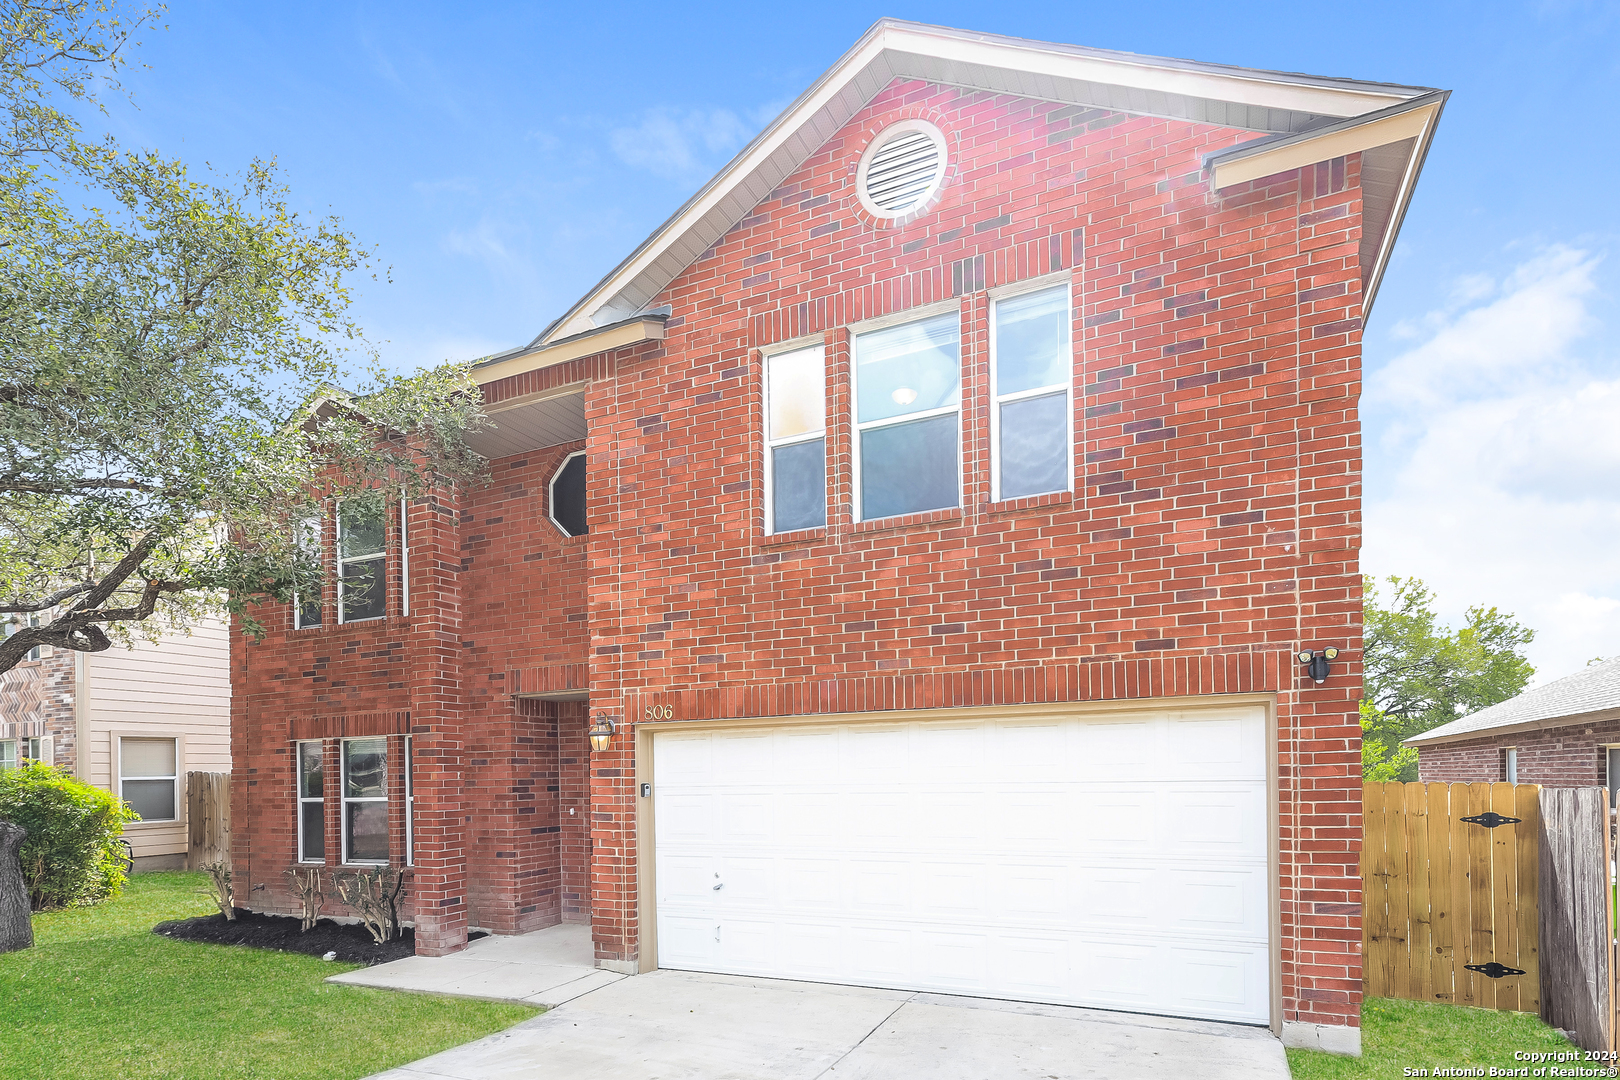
(857, 120, 946, 219)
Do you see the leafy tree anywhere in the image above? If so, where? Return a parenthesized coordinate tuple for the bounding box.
(0, 1, 486, 674)
(1361, 576, 1536, 781)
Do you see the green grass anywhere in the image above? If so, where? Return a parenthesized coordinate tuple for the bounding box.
(1288, 996, 1582, 1079)
(0, 872, 538, 1079)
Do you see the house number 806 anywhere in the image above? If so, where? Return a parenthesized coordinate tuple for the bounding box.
(644, 705, 674, 720)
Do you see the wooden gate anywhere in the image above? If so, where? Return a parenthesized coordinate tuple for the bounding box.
(185, 771, 230, 870)
(1362, 781, 1541, 1012)
(1538, 787, 1613, 1052)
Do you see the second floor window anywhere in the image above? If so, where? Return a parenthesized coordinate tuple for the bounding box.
(853, 311, 961, 521)
(764, 345, 826, 533)
(993, 285, 1072, 500)
(294, 517, 323, 629)
(337, 500, 387, 623)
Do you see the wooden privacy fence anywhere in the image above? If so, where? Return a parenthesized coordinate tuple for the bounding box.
(1363, 782, 1615, 1053)
(1363, 781, 1540, 1013)
(185, 771, 230, 870)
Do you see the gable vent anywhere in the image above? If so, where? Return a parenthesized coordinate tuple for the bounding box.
(858, 121, 946, 218)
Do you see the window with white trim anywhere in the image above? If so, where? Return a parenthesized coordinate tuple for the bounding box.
(764, 345, 826, 533)
(0, 740, 15, 773)
(992, 285, 1072, 500)
(337, 500, 387, 623)
(119, 737, 177, 822)
(549, 452, 588, 538)
(404, 736, 415, 866)
(853, 311, 961, 521)
(1505, 747, 1519, 784)
(297, 740, 325, 862)
(294, 516, 323, 629)
(341, 737, 388, 864)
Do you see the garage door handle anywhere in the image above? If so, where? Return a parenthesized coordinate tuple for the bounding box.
(712, 883, 724, 891)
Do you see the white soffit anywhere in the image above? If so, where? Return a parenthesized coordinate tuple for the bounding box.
(536, 19, 1443, 344)
(463, 390, 586, 460)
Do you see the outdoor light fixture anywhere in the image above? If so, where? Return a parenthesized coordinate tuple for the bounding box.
(588, 713, 616, 753)
(1297, 647, 1340, 685)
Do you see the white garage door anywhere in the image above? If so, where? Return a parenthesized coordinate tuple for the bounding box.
(652, 706, 1270, 1024)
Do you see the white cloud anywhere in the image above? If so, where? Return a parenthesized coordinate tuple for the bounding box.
(608, 107, 752, 180)
(1364, 245, 1620, 683)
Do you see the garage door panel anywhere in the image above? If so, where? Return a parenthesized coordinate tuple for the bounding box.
(654, 734, 714, 783)
(658, 914, 719, 969)
(654, 707, 1270, 1024)
(1163, 787, 1267, 857)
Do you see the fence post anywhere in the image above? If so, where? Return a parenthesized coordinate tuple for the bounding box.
(1538, 786, 1610, 1052)
(185, 771, 231, 871)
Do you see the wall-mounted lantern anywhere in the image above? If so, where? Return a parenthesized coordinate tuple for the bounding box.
(588, 713, 616, 753)
(1296, 647, 1340, 685)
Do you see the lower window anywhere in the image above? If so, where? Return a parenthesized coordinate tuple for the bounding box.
(120, 737, 178, 822)
(0, 740, 14, 773)
(298, 741, 325, 862)
(342, 737, 389, 864)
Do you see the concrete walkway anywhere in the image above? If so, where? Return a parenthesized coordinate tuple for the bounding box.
(361, 967, 1291, 1080)
(327, 923, 623, 1008)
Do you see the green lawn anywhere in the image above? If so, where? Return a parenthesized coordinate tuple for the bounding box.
(1288, 996, 1582, 1079)
(0, 872, 537, 1080)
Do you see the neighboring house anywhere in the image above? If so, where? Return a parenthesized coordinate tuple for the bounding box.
(228, 21, 1447, 1056)
(1408, 657, 1620, 795)
(0, 618, 232, 870)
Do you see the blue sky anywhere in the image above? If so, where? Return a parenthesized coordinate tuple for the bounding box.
(96, 1, 1620, 679)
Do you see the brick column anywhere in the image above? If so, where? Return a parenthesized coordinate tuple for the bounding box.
(407, 488, 469, 956)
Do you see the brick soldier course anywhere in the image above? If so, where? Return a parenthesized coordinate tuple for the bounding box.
(229, 21, 1448, 1055)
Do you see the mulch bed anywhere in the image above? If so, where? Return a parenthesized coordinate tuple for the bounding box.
(153, 909, 486, 965)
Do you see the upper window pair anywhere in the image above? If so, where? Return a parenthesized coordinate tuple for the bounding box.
(764, 283, 1072, 532)
(295, 498, 402, 629)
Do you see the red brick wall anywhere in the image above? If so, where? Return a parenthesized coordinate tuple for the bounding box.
(577, 79, 1366, 1030)
(1418, 719, 1620, 787)
(231, 74, 1368, 1031)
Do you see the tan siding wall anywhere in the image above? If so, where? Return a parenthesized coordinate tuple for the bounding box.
(87, 619, 231, 858)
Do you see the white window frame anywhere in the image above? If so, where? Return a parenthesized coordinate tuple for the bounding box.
(403, 735, 415, 866)
(293, 515, 323, 630)
(1504, 746, 1518, 784)
(340, 736, 389, 866)
(0, 739, 15, 772)
(336, 500, 387, 624)
(117, 734, 180, 824)
(850, 302, 964, 524)
(763, 341, 827, 535)
(548, 450, 588, 537)
(989, 277, 1074, 502)
(399, 496, 410, 619)
(296, 739, 326, 864)
(1604, 744, 1620, 807)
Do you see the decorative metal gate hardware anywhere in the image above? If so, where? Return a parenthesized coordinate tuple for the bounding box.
(1460, 811, 1521, 829)
(1464, 962, 1525, 980)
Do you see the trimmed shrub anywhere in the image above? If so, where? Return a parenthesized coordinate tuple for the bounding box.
(0, 762, 136, 909)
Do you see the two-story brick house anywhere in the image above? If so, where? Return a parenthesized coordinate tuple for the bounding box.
(228, 21, 1446, 1054)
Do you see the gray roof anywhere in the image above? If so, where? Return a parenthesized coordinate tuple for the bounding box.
(1405, 656, 1620, 746)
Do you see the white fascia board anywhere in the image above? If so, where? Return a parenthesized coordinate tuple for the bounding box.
(879, 23, 1415, 119)
(545, 32, 892, 341)
(1210, 99, 1442, 189)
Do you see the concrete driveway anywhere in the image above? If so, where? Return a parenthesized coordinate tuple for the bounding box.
(365, 969, 1291, 1080)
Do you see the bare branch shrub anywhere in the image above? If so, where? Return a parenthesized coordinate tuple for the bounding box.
(333, 866, 408, 944)
(283, 867, 325, 932)
(199, 860, 234, 920)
